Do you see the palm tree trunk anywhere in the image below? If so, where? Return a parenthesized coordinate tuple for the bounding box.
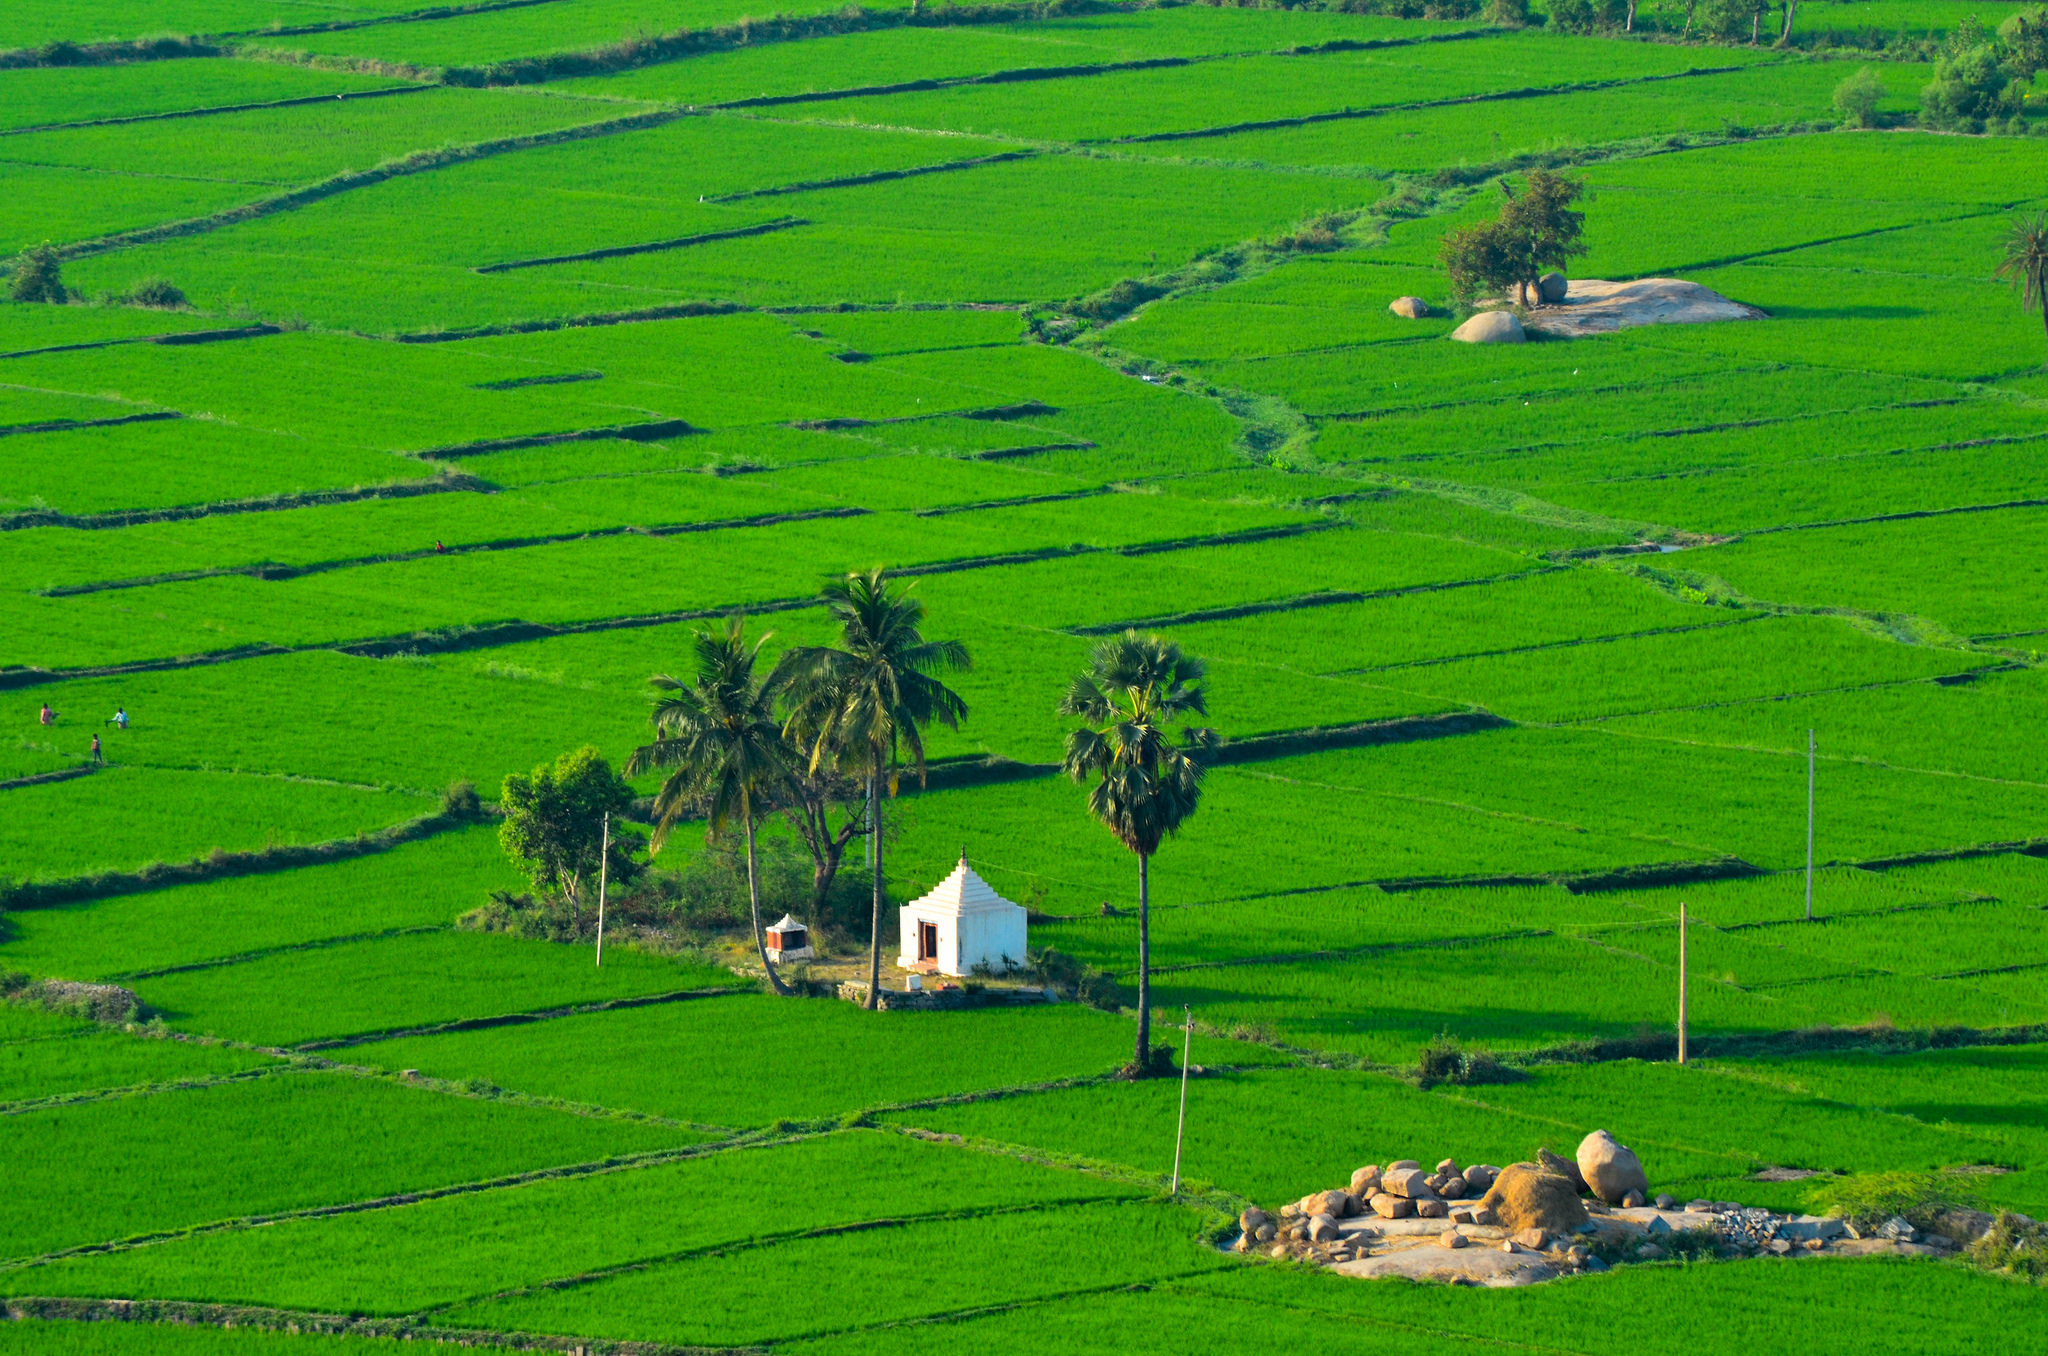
(2039, 300, 2048, 365)
(1778, 0, 1796, 45)
(866, 767, 884, 1011)
(1625, 0, 1636, 32)
(746, 805, 791, 996)
(1134, 850, 1151, 1072)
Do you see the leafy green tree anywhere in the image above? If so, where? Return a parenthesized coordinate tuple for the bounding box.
(1922, 43, 2017, 131)
(1996, 212, 2048, 363)
(1059, 631, 1217, 1075)
(628, 616, 796, 994)
(1439, 217, 1521, 307)
(1483, 0, 1528, 27)
(1833, 68, 1888, 128)
(1499, 169, 1588, 303)
(776, 569, 970, 1010)
(499, 746, 634, 933)
(10, 244, 66, 304)
(1549, 0, 1597, 34)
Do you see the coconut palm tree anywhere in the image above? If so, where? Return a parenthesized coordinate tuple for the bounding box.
(1996, 211, 2048, 363)
(628, 615, 795, 996)
(1059, 630, 1217, 1075)
(776, 569, 970, 1011)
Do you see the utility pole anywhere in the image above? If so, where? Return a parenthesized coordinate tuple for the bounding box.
(1170, 1005, 1194, 1195)
(1806, 728, 1815, 922)
(1676, 903, 1688, 1066)
(595, 811, 610, 968)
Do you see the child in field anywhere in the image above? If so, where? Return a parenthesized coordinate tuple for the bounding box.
(38, 703, 56, 726)
(90, 733, 102, 764)
(109, 707, 128, 730)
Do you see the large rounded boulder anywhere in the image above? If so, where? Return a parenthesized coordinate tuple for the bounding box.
(1477, 1162, 1590, 1236)
(1577, 1130, 1649, 1206)
(1538, 271, 1569, 304)
(1388, 296, 1431, 319)
(1450, 310, 1525, 344)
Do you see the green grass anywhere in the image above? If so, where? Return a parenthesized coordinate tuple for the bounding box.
(137, 930, 741, 1046)
(0, 0, 436, 52)
(0, 416, 430, 517)
(444, 1197, 1223, 1347)
(0, 1029, 280, 1105)
(0, 1322, 520, 1356)
(0, 767, 430, 884)
(783, 32, 1766, 143)
(0, 823, 522, 980)
(550, 9, 1478, 106)
(0, 1129, 1145, 1313)
(0, 1069, 705, 1261)
(0, 86, 642, 192)
(1179, 60, 1926, 173)
(252, 0, 911, 69)
(0, 60, 412, 134)
(346, 994, 1265, 1127)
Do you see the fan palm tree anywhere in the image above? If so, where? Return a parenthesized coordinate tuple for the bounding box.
(1996, 211, 2048, 363)
(1059, 631, 1217, 1075)
(776, 569, 970, 1010)
(627, 615, 795, 996)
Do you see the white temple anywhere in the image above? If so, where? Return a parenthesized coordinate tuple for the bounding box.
(897, 856, 1028, 978)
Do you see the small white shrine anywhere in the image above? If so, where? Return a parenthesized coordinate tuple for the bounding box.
(897, 856, 1027, 978)
(764, 914, 814, 962)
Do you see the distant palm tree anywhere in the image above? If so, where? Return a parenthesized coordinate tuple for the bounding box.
(777, 569, 970, 1010)
(628, 615, 794, 996)
(1996, 212, 2048, 364)
(1059, 631, 1217, 1075)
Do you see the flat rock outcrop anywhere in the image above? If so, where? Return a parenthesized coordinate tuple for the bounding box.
(1524, 277, 1765, 337)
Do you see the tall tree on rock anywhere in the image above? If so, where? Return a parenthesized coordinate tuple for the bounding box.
(1439, 170, 1588, 308)
(628, 615, 796, 995)
(1059, 631, 1217, 1077)
(777, 569, 970, 1010)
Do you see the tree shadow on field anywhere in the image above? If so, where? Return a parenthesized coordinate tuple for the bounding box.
(1761, 304, 1926, 321)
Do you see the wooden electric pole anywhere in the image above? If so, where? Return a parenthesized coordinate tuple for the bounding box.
(1676, 902, 1688, 1066)
(1805, 729, 1815, 922)
(595, 811, 610, 968)
(1170, 1005, 1194, 1195)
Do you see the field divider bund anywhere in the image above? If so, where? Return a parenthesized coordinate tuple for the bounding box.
(974, 440, 1097, 461)
(1324, 614, 1764, 677)
(0, 764, 96, 791)
(1067, 566, 1554, 635)
(1095, 63, 1755, 146)
(0, 1062, 299, 1119)
(698, 27, 1495, 114)
(0, 1299, 721, 1356)
(12, 519, 1341, 683)
(0, 473, 492, 534)
(702, 149, 1038, 204)
(106, 925, 457, 982)
(474, 217, 807, 273)
(0, 84, 432, 138)
(52, 105, 696, 263)
(1141, 926, 1553, 979)
(0, 410, 179, 439)
(1, 1131, 816, 1275)
(0, 809, 477, 910)
(0, 324, 279, 362)
(411, 417, 701, 459)
(292, 985, 747, 1051)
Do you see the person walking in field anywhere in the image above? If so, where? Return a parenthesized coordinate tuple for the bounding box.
(109, 706, 128, 730)
(90, 733, 102, 764)
(38, 703, 56, 726)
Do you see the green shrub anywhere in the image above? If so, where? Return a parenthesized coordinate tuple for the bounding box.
(440, 780, 482, 820)
(1966, 1210, 2048, 1282)
(1807, 1169, 1985, 1232)
(1416, 1033, 1523, 1088)
(10, 244, 66, 304)
(124, 277, 188, 309)
(1921, 45, 2017, 131)
(1484, 0, 1530, 26)
(1833, 68, 1888, 128)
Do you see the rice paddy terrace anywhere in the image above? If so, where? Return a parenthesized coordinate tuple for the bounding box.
(3, 1, 2047, 1352)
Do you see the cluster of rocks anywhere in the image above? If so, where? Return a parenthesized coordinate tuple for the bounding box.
(1226, 1129, 2006, 1288)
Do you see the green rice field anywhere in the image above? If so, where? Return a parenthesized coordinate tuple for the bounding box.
(3, 2, 2047, 1351)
